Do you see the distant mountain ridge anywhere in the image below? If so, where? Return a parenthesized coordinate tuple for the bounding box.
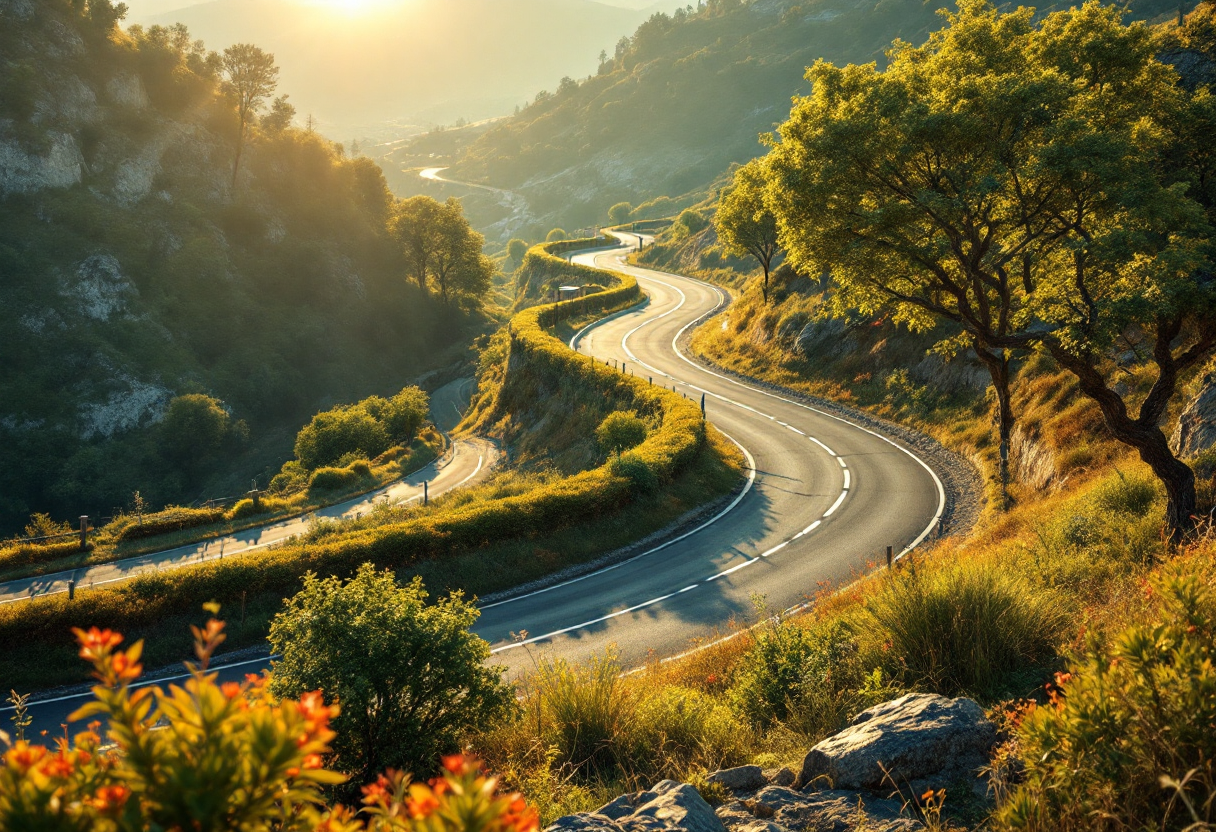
(142, 0, 653, 136)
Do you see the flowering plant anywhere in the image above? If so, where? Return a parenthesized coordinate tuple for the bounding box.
(0, 610, 538, 832)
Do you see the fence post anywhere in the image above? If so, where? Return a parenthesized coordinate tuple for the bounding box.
(68, 579, 76, 601)
(79, 515, 88, 549)
(701, 393, 706, 419)
(424, 481, 429, 506)
(886, 545, 893, 569)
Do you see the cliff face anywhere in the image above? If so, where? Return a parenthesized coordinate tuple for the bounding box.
(0, 0, 477, 530)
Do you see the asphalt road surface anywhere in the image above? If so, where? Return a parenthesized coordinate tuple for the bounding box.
(12, 241, 945, 736)
(0, 377, 494, 606)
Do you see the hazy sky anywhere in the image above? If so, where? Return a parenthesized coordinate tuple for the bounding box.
(122, 0, 656, 22)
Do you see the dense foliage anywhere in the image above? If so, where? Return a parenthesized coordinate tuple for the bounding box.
(0, 616, 538, 832)
(0, 0, 489, 533)
(269, 566, 514, 789)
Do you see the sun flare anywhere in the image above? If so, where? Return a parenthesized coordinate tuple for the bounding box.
(299, 0, 400, 14)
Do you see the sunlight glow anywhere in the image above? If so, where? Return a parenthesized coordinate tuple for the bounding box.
(298, 0, 403, 15)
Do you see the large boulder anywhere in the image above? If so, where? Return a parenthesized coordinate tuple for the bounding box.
(546, 780, 725, 832)
(707, 766, 767, 793)
(798, 693, 996, 794)
(1172, 369, 1216, 459)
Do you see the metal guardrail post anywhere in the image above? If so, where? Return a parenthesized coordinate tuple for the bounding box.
(886, 545, 893, 569)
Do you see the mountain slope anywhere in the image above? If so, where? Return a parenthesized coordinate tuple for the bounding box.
(0, 0, 481, 531)
(447, 0, 1183, 233)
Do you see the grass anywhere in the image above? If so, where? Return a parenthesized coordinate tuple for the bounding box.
(0, 435, 442, 583)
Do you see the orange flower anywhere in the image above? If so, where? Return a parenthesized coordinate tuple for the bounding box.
(502, 794, 539, 832)
(111, 649, 143, 683)
(442, 753, 474, 776)
(304, 754, 324, 769)
(40, 751, 75, 779)
(221, 682, 242, 699)
(362, 774, 392, 806)
(406, 783, 441, 819)
(73, 627, 122, 661)
(89, 784, 131, 814)
(6, 742, 48, 772)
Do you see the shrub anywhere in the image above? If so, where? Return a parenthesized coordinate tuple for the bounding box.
(608, 202, 633, 225)
(158, 394, 235, 469)
(21, 512, 72, 539)
(998, 575, 1216, 831)
(270, 459, 309, 494)
(295, 406, 390, 470)
(545, 228, 568, 242)
(0, 538, 88, 572)
(630, 685, 747, 775)
(227, 495, 288, 520)
(112, 505, 227, 541)
(611, 452, 658, 495)
(675, 208, 708, 235)
(0, 617, 537, 832)
(308, 464, 365, 492)
(596, 411, 648, 455)
(868, 562, 1066, 698)
(1091, 472, 1158, 516)
(268, 566, 514, 789)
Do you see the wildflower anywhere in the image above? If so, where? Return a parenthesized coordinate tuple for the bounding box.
(89, 784, 131, 814)
(40, 751, 74, 779)
(6, 743, 47, 771)
(73, 627, 122, 661)
(362, 774, 392, 806)
(442, 753, 473, 775)
(407, 783, 441, 818)
(221, 682, 242, 699)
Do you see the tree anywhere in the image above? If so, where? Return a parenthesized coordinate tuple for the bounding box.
(546, 228, 569, 242)
(390, 196, 443, 293)
(608, 202, 633, 226)
(506, 238, 529, 266)
(261, 94, 295, 133)
(596, 411, 648, 456)
(293, 405, 390, 469)
(763, 0, 1213, 530)
(268, 566, 514, 788)
(221, 43, 278, 188)
(159, 394, 232, 470)
(430, 199, 494, 306)
(716, 159, 780, 303)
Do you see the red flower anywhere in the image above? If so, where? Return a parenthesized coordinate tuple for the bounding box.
(362, 774, 392, 806)
(6, 743, 47, 771)
(221, 682, 242, 699)
(73, 627, 123, 662)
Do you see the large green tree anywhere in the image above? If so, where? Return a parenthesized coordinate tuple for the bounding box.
(716, 159, 780, 303)
(269, 566, 514, 789)
(390, 196, 494, 306)
(764, 0, 1214, 535)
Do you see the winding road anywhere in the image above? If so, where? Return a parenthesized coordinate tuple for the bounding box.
(12, 237, 948, 734)
(0, 377, 496, 606)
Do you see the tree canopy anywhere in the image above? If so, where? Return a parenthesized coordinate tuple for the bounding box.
(220, 43, 278, 186)
(763, 0, 1215, 535)
(716, 159, 780, 303)
(390, 196, 495, 307)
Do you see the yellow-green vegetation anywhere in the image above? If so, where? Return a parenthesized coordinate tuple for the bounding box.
(0, 2, 494, 535)
(470, 467, 1216, 829)
(0, 240, 742, 692)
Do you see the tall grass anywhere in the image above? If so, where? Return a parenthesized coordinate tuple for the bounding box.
(868, 562, 1067, 698)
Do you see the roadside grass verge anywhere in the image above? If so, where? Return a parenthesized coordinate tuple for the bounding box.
(0, 433, 443, 583)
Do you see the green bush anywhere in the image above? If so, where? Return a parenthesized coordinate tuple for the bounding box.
(227, 496, 288, 520)
(610, 453, 658, 495)
(631, 685, 748, 776)
(294, 406, 390, 471)
(269, 565, 514, 788)
(597, 411, 649, 455)
(999, 575, 1216, 831)
(0, 538, 88, 571)
(869, 562, 1066, 698)
(532, 652, 631, 777)
(675, 208, 708, 235)
(546, 228, 569, 242)
(1091, 472, 1158, 516)
(307, 464, 365, 492)
(112, 506, 227, 541)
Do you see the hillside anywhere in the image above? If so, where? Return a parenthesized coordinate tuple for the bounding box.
(0, 0, 485, 532)
(447, 0, 1183, 234)
(143, 0, 655, 138)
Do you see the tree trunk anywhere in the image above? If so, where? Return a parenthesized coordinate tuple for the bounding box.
(974, 342, 1014, 506)
(1046, 342, 1198, 544)
(231, 112, 246, 189)
(762, 261, 770, 304)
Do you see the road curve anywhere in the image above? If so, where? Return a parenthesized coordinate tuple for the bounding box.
(12, 240, 947, 733)
(0, 377, 496, 605)
(477, 239, 944, 678)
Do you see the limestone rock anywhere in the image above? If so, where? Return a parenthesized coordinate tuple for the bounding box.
(719, 787, 919, 832)
(1172, 369, 1216, 459)
(798, 693, 995, 793)
(548, 781, 725, 832)
(707, 765, 767, 792)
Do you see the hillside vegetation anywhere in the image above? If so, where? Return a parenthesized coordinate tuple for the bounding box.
(0, 0, 492, 533)
(0, 240, 742, 691)
(448, 0, 1182, 233)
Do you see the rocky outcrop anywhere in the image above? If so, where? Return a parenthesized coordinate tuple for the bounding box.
(547, 694, 996, 832)
(1172, 369, 1216, 459)
(798, 693, 995, 795)
(547, 780, 725, 832)
(0, 132, 84, 196)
